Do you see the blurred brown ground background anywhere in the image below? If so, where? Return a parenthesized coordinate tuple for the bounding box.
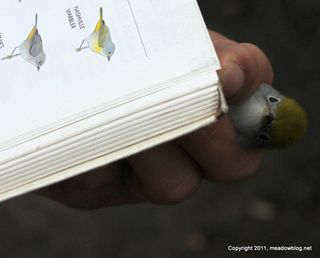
(1, 1, 319, 257)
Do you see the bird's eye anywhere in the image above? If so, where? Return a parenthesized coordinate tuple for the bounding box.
(268, 96, 280, 103)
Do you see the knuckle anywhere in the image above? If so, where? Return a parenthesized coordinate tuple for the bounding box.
(205, 151, 262, 184)
(238, 42, 274, 82)
(151, 178, 200, 205)
(239, 42, 264, 56)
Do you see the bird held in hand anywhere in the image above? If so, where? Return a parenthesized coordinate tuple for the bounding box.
(229, 83, 307, 149)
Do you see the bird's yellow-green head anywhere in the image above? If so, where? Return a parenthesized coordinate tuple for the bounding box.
(269, 96, 307, 148)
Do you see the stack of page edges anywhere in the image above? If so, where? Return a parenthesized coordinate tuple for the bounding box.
(0, 68, 220, 201)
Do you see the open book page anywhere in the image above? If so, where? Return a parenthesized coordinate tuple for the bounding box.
(0, 0, 220, 143)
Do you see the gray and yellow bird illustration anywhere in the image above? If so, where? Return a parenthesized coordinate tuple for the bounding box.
(76, 7, 116, 61)
(2, 14, 46, 71)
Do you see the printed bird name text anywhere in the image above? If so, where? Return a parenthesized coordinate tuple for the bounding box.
(74, 6, 86, 30)
(66, 7, 86, 30)
(66, 9, 76, 29)
(0, 33, 5, 49)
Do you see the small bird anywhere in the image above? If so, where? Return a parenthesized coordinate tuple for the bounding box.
(2, 14, 46, 71)
(76, 7, 116, 61)
(229, 83, 307, 149)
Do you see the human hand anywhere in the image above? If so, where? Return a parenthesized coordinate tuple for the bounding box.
(37, 30, 274, 209)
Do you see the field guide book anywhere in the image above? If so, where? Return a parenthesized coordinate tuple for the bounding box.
(0, 0, 227, 202)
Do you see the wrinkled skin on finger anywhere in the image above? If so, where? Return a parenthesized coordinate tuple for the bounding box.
(37, 30, 274, 209)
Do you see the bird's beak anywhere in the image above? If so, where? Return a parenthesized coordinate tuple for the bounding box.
(265, 114, 275, 125)
(37, 66, 40, 72)
(107, 55, 111, 62)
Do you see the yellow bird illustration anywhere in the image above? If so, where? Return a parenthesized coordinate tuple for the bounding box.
(2, 14, 46, 71)
(76, 7, 116, 61)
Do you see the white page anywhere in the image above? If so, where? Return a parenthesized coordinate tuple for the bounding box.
(0, 0, 219, 143)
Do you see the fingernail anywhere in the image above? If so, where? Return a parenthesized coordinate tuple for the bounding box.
(220, 63, 245, 98)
